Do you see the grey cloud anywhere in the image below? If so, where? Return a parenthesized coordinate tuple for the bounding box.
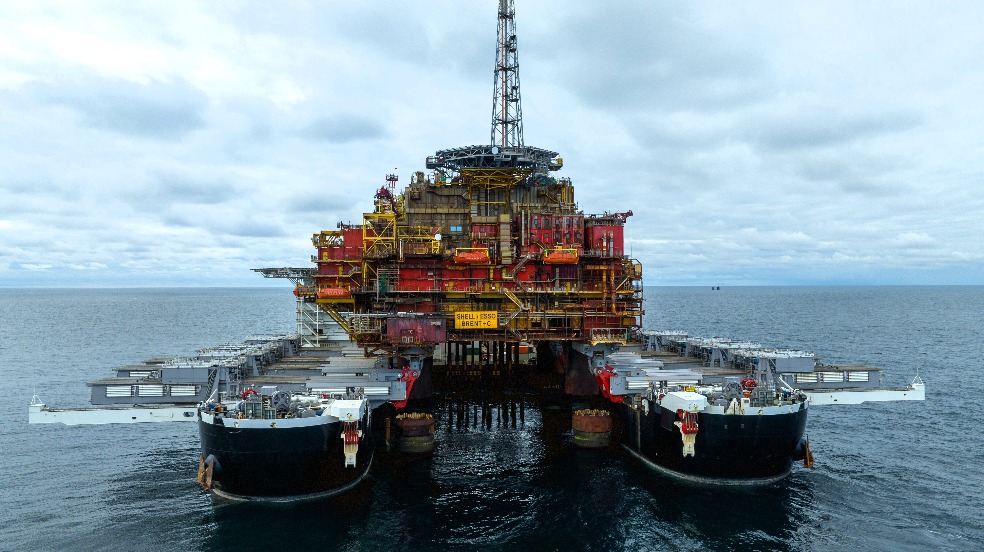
(162, 207, 285, 238)
(160, 211, 203, 228)
(629, 106, 922, 162)
(222, 219, 286, 238)
(835, 179, 903, 197)
(29, 75, 208, 140)
(297, 115, 386, 143)
(749, 109, 923, 152)
(287, 190, 357, 214)
(120, 171, 240, 213)
(626, 118, 724, 152)
(533, 4, 769, 113)
(156, 173, 238, 205)
(161, 204, 287, 237)
(224, 2, 489, 81)
(2, 2, 981, 287)
(793, 150, 908, 189)
(2, 180, 49, 195)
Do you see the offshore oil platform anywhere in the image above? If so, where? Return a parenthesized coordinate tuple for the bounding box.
(30, 1, 923, 500)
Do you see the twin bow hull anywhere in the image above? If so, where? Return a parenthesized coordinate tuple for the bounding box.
(621, 403, 809, 484)
(197, 412, 373, 501)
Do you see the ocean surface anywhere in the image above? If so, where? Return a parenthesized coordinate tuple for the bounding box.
(1, 286, 981, 551)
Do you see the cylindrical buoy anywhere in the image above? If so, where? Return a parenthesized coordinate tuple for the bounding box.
(395, 412, 435, 454)
(572, 409, 612, 448)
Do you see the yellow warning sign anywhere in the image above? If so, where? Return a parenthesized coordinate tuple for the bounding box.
(454, 311, 498, 329)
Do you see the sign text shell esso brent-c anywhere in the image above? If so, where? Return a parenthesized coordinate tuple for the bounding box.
(454, 311, 498, 329)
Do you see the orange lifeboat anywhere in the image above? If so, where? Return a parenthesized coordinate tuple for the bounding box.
(317, 287, 351, 299)
(453, 248, 490, 264)
(293, 286, 316, 298)
(543, 248, 579, 264)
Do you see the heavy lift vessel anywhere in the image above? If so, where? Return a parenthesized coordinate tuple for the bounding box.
(244, 0, 921, 487)
(29, 0, 924, 497)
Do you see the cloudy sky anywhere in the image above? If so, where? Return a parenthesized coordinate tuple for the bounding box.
(2, 1, 982, 287)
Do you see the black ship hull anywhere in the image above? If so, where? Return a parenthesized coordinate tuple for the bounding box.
(620, 403, 809, 484)
(198, 412, 373, 501)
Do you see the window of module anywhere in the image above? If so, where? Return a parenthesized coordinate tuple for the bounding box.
(106, 385, 133, 397)
(137, 385, 164, 396)
(450, 225, 463, 233)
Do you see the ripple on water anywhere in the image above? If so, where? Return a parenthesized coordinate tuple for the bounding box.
(3, 287, 984, 551)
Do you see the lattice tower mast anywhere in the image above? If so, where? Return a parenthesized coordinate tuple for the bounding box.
(491, 0, 523, 148)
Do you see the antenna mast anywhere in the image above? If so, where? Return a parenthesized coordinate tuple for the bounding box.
(430, 0, 560, 176)
(491, 0, 523, 148)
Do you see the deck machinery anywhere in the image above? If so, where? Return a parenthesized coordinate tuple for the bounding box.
(257, 0, 642, 395)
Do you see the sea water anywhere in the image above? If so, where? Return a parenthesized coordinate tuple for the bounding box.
(1, 286, 981, 551)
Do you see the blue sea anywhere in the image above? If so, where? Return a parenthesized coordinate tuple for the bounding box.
(1, 286, 981, 551)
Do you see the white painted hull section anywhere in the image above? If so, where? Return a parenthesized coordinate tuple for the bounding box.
(806, 381, 925, 406)
(28, 403, 197, 425)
